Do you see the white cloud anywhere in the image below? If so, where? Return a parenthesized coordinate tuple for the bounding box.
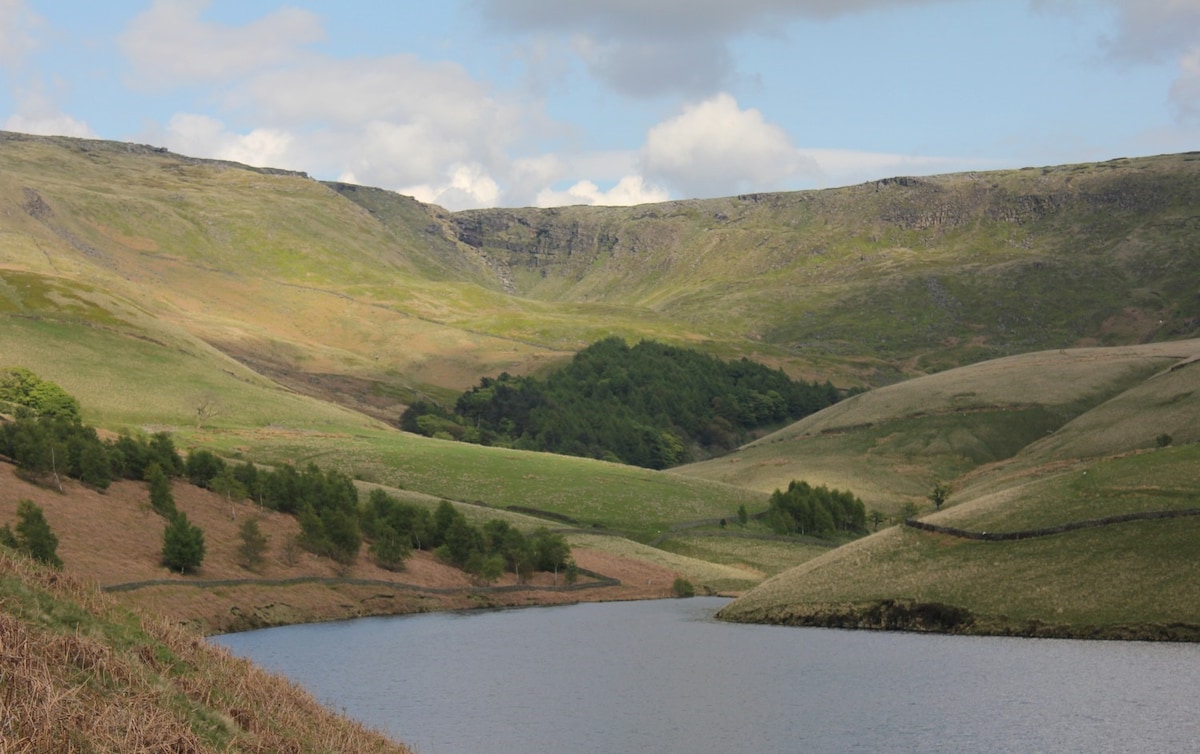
(641, 93, 818, 198)
(118, 0, 323, 89)
(2, 79, 95, 138)
(156, 113, 294, 168)
(535, 175, 669, 207)
(217, 56, 532, 196)
(118, 4, 548, 207)
(399, 163, 501, 211)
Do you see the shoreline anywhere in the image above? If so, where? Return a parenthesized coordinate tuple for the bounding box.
(717, 599, 1200, 643)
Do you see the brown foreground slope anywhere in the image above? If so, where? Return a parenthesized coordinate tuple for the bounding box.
(0, 547, 413, 753)
(0, 462, 679, 634)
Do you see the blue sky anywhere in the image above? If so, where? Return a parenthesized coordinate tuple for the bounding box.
(1, 1, 1197, 209)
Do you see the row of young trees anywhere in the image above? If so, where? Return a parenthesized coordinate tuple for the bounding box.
(157, 448, 575, 581)
(0, 406, 207, 572)
(765, 480, 868, 537)
(0, 369, 576, 581)
(403, 337, 843, 469)
(363, 491, 575, 582)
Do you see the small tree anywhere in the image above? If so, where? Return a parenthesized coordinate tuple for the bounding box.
(737, 504, 749, 526)
(236, 516, 269, 571)
(145, 463, 176, 518)
(14, 499, 63, 568)
(1156, 433, 1173, 448)
(369, 523, 410, 571)
(162, 513, 205, 573)
(928, 482, 950, 511)
(868, 509, 886, 531)
(900, 501, 920, 521)
(194, 395, 219, 429)
(672, 577, 695, 598)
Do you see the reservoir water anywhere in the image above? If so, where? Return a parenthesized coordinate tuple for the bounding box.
(213, 597, 1200, 753)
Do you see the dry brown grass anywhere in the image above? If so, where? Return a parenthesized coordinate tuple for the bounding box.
(0, 462, 698, 633)
(0, 549, 411, 753)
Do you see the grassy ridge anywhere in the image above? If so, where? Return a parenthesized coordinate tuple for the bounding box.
(675, 341, 1199, 512)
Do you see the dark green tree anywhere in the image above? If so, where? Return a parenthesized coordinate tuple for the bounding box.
(185, 449, 226, 488)
(928, 482, 950, 511)
(869, 509, 886, 531)
(13, 500, 62, 568)
(162, 512, 205, 573)
(77, 441, 112, 490)
(145, 463, 176, 518)
(737, 504, 749, 526)
(236, 516, 269, 571)
(531, 527, 571, 576)
(439, 516, 479, 569)
(432, 499, 459, 547)
(369, 523, 410, 571)
(465, 551, 505, 584)
(210, 467, 247, 503)
(148, 432, 184, 476)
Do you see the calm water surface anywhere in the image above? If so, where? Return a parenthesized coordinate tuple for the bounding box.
(213, 597, 1200, 753)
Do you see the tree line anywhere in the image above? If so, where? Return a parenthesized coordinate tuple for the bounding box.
(402, 337, 843, 469)
(0, 370, 574, 582)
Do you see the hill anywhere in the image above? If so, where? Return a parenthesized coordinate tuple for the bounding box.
(676, 339, 1200, 510)
(714, 340, 1200, 637)
(4, 131, 1200, 423)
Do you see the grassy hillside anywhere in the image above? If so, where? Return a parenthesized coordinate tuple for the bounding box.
(715, 341, 1200, 637)
(6, 132, 1200, 408)
(676, 340, 1200, 512)
(0, 547, 411, 752)
(450, 154, 1200, 378)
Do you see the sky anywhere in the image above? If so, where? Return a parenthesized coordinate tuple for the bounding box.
(1, 1, 1198, 210)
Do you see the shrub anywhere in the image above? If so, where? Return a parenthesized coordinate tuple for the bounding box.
(236, 516, 269, 571)
(3, 500, 63, 568)
(672, 577, 695, 598)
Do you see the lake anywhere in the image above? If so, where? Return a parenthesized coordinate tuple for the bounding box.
(213, 597, 1200, 753)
